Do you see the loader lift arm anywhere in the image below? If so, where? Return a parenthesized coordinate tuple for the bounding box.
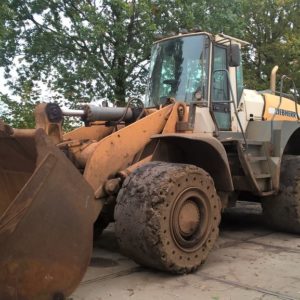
(0, 103, 179, 300)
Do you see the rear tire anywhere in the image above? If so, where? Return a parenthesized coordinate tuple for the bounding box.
(262, 155, 300, 233)
(114, 162, 221, 274)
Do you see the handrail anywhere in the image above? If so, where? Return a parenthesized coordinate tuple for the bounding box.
(212, 69, 247, 148)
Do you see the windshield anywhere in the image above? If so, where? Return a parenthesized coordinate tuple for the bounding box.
(146, 35, 210, 106)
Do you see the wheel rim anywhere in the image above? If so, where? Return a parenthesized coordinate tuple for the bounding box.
(170, 187, 212, 252)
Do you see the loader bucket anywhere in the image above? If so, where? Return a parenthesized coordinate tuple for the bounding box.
(0, 127, 95, 300)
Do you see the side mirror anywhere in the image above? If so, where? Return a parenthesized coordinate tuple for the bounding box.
(229, 44, 241, 67)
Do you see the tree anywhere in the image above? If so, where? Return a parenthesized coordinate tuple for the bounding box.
(0, 0, 246, 106)
(0, 0, 158, 106)
(0, 92, 36, 128)
(151, 0, 244, 36)
(1, 0, 298, 130)
(196, 0, 244, 36)
(241, 0, 300, 92)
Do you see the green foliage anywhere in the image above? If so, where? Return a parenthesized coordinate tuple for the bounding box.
(150, 0, 244, 36)
(0, 0, 157, 105)
(0, 0, 299, 129)
(195, 0, 244, 36)
(241, 0, 300, 92)
(0, 93, 36, 128)
(0, 0, 245, 106)
(0, 92, 80, 130)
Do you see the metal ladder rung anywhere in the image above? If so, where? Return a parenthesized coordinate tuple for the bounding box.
(248, 156, 268, 162)
(243, 140, 264, 146)
(254, 173, 271, 179)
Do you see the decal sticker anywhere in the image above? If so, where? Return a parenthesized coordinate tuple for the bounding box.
(268, 107, 298, 118)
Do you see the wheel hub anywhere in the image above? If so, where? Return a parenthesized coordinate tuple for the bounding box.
(171, 187, 212, 252)
(178, 201, 200, 236)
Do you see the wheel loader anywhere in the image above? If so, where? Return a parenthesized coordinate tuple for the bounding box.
(1, 31, 300, 300)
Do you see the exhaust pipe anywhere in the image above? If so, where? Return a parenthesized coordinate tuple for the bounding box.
(270, 65, 279, 94)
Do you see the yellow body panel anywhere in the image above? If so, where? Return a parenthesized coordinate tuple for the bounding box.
(63, 122, 114, 141)
(263, 93, 300, 121)
(84, 105, 174, 197)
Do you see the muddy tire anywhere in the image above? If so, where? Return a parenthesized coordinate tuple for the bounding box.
(114, 162, 221, 274)
(262, 155, 300, 233)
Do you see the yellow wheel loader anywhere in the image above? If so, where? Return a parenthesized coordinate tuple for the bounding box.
(1, 31, 300, 300)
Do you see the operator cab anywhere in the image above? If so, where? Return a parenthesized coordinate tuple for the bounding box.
(145, 32, 248, 132)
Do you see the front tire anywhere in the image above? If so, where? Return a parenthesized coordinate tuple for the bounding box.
(114, 162, 221, 274)
(262, 155, 300, 233)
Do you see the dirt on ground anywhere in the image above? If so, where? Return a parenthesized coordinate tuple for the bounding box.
(71, 201, 300, 300)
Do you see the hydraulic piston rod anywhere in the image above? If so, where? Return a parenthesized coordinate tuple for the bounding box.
(61, 105, 133, 123)
(61, 108, 85, 117)
(84, 105, 133, 123)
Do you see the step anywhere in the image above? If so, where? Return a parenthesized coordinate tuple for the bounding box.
(248, 156, 268, 162)
(260, 190, 276, 196)
(254, 173, 272, 179)
(242, 140, 265, 146)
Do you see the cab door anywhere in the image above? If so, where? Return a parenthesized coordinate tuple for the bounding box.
(212, 45, 231, 130)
